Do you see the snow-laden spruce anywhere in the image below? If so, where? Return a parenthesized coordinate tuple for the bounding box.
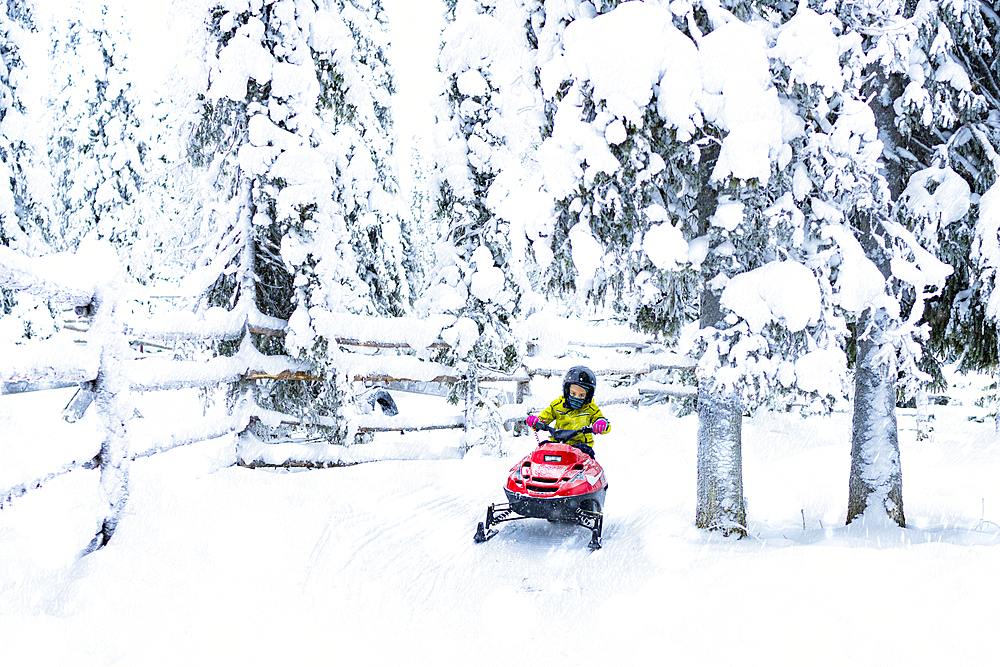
(424, 0, 548, 451)
(46, 2, 162, 282)
(0, 1, 51, 259)
(848, 0, 1000, 387)
(187, 0, 410, 447)
(526, 0, 961, 530)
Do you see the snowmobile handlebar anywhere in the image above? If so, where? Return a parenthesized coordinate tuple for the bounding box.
(531, 421, 592, 443)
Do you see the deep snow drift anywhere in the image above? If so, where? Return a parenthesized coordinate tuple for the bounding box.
(2, 378, 999, 666)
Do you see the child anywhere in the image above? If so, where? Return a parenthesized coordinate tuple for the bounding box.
(526, 365, 609, 458)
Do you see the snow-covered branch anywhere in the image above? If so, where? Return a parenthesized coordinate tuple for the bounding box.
(127, 356, 250, 391)
(525, 352, 693, 378)
(352, 413, 465, 432)
(970, 124, 1000, 176)
(125, 299, 288, 341)
(0, 338, 100, 385)
(130, 397, 254, 460)
(335, 349, 464, 383)
(0, 245, 94, 307)
(127, 353, 311, 392)
(310, 311, 458, 350)
(0, 457, 97, 510)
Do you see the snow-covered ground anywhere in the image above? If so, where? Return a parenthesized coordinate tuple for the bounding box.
(2, 378, 999, 665)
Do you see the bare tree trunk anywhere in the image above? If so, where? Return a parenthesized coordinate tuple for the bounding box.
(464, 360, 478, 434)
(845, 69, 906, 527)
(696, 380, 747, 535)
(696, 282, 748, 535)
(696, 266, 746, 535)
(693, 143, 746, 536)
(847, 307, 905, 526)
(996, 394, 1000, 434)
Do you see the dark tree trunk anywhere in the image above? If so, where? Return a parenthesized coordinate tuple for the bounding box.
(847, 307, 905, 526)
(869, 71, 907, 201)
(696, 380, 747, 534)
(694, 143, 747, 536)
(844, 68, 907, 527)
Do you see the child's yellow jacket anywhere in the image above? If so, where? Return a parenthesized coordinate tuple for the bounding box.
(538, 397, 610, 448)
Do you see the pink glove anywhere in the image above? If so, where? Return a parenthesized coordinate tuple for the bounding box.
(592, 419, 608, 434)
(526, 415, 541, 429)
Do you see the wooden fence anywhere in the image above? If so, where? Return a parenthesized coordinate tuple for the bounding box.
(0, 243, 313, 551)
(0, 243, 695, 551)
(229, 317, 696, 471)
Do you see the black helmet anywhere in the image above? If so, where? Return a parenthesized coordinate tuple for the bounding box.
(563, 365, 597, 405)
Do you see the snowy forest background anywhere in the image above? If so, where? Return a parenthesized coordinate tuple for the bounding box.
(4, 0, 1000, 548)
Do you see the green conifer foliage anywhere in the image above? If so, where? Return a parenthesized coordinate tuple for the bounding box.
(188, 0, 409, 443)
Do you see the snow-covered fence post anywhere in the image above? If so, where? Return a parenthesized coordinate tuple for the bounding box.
(514, 375, 528, 436)
(915, 387, 932, 441)
(0, 244, 101, 509)
(0, 240, 135, 552)
(61, 379, 96, 422)
(463, 360, 479, 449)
(81, 242, 134, 554)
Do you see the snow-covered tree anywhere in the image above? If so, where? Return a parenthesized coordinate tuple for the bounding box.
(187, 0, 408, 441)
(806, 0, 964, 524)
(0, 0, 57, 341)
(534, 1, 739, 533)
(535, 0, 700, 334)
(0, 0, 49, 257)
(401, 143, 434, 300)
(47, 2, 161, 281)
(530, 0, 955, 532)
(422, 0, 546, 450)
(869, 0, 1000, 388)
(308, 0, 409, 318)
(533, 2, 782, 533)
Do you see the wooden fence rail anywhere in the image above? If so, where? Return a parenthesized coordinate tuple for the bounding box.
(247, 332, 697, 452)
(0, 245, 303, 551)
(1, 243, 696, 548)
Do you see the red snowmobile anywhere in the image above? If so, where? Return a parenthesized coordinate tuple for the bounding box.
(474, 422, 608, 549)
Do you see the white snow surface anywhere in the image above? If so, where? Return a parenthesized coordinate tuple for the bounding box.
(824, 224, 898, 316)
(700, 19, 784, 184)
(2, 3, 995, 661)
(0, 243, 99, 307)
(771, 7, 845, 95)
(568, 221, 604, 286)
(561, 2, 682, 125)
(2, 377, 999, 665)
(793, 346, 849, 397)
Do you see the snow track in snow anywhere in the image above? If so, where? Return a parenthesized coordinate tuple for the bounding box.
(3, 400, 1000, 664)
